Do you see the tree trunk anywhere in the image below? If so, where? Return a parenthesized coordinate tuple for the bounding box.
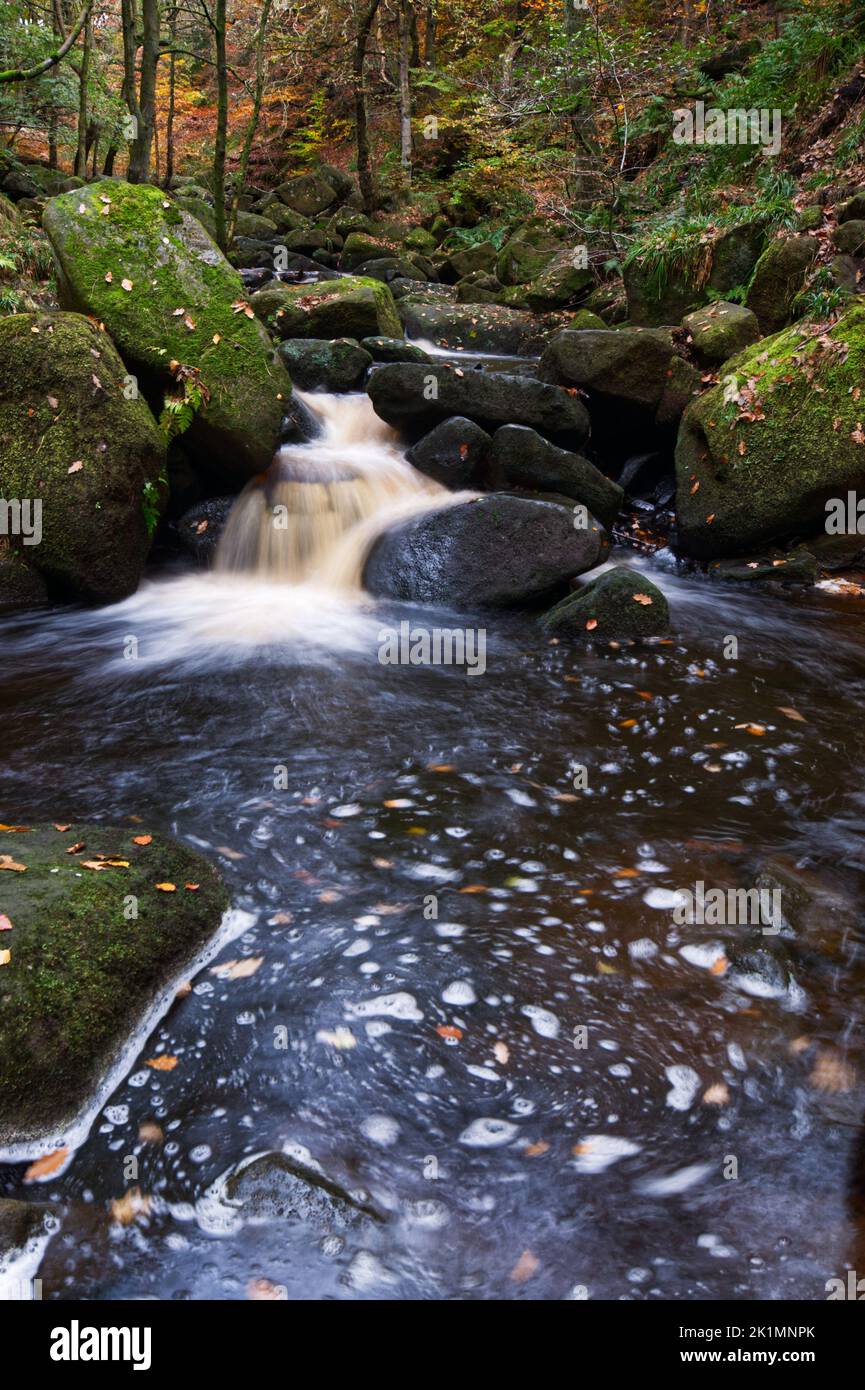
(103, 144, 118, 176)
(212, 0, 229, 249)
(398, 0, 412, 181)
(354, 0, 382, 213)
(73, 14, 91, 178)
(126, 0, 160, 184)
(228, 0, 275, 242)
(164, 6, 177, 187)
(423, 0, 435, 65)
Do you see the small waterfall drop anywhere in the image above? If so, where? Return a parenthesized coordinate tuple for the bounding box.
(216, 390, 460, 589)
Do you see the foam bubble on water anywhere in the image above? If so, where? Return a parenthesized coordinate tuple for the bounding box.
(571, 1135, 641, 1174)
(459, 1118, 519, 1148)
(665, 1065, 701, 1111)
(442, 980, 476, 1006)
(628, 938, 658, 960)
(345, 991, 423, 1022)
(644, 887, 688, 910)
(680, 942, 726, 970)
(360, 1114, 401, 1146)
(522, 1004, 560, 1039)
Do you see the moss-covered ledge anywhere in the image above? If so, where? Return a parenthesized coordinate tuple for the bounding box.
(0, 824, 229, 1154)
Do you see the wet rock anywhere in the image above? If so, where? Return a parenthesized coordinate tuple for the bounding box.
(277, 338, 372, 391)
(43, 182, 291, 486)
(706, 551, 818, 585)
(540, 326, 700, 454)
(0, 824, 229, 1151)
(745, 235, 818, 334)
(252, 275, 401, 341)
(487, 425, 623, 525)
(367, 362, 590, 447)
(0, 312, 166, 604)
(675, 303, 865, 558)
(682, 302, 761, 367)
(726, 945, 792, 1000)
(0, 1199, 58, 1266)
(406, 417, 490, 487)
(754, 857, 860, 960)
(0, 548, 50, 609)
(541, 566, 669, 638)
(397, 296, 550, 355)
(224, 1151, 380, 1227)
(360, 336, 431, 364)
(177, 497, 234, 561)
(364, 494, 606, 608)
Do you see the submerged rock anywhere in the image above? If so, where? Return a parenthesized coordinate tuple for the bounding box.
(363, 494, 606, 608)
(0, 312, 166, 604)
(43, 182, 290, 487)
(486, 425, 623, 525)
(541, 566, 670, 638)
(368, 363, 590, 447)
(0, 824, 229, 1152)
(675, 303, 865, 558)
(224, 1151, 380, 1227)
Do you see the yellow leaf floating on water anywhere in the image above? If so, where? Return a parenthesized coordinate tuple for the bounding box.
(146, 1055, 178, 1071)
(777, 706, 807, 722)
(510, 1249, 540, 1284)
(809, 1047, 856, 1094)
(734, 722, 766, 735)
(138, 1121, 164, 1144)
(703, 1083, 730, 1106)
(110, 1187, 152, 1226)
(524, 1140, 549, 1157)
(210, 956, 264, 980)
(23, 1147, 69, 1183)
(494, 1041, 510, 1065)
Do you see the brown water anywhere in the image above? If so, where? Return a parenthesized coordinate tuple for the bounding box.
(1, 389, 865, 1301)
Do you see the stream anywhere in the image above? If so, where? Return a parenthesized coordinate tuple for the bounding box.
(2, 388, 865, 1300)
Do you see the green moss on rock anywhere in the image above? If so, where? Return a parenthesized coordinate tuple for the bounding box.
(42, 182, 291, 485)
(252, 274, 401, 340)
(0, 312, 166, 603)
(541, 566, 670, 638)
(0, 823, 229, 1151)
(675, 303, 865, 557)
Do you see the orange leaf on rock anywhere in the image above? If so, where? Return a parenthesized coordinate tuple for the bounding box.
(155, 882, 177, 892)
(132, 834, 153, 845)
(0, 854, 26, 872)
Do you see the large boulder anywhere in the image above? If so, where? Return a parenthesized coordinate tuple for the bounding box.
(625, 221, 767, 327)
(439, 241, 498, 282)
(487, 425, 623, 525)
(406, 417, 491, 488)
(0, 823, 229, 1152)
(43, 182, 291, 487)
(675, 304, 865, 558)
(0, 313, 166, 604)
(363, 494, 607, 608)
(542, 566, 670, 638)
(367, 362, 590, 447)
(275, 173, 340, 217)
(682, 302, 761, 367)
(540, 326, 701, 453)
(277, 337, 372, 391)
(745, 235, 818, 334)
(397, 296, 549, 355)
(340, 232, 399, 271)
(252, 275, 401, 340)
(523, 251, 594, 312)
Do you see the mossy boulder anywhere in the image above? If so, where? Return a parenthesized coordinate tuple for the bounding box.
(360, 336, 431, 364)
(42, 182, 291, 486)
(838, 190, 865, 224)
(252, 275, 401, 340)
(0, 823, 229, 1153)
(275, 173, 339, 217)
(542, 566, 670, 638)
(440, 241, 498, 282)
(233, 210, 278, 241)
(564, 308, 606, 331)
(277, 337, 372, 391)
(0, 313, 166, 604)
(523, 251, 593, 312)
(455, 269, 502, 304)
(404, 226, 438, 255)
(625, 222, 767, 327)
(833, 220, 865, 257)
(340, 232, 398, 271)
(173, 193, 217, 240)
(675, 304, 865, 558)
(745, 235, 817, 335)
(682, 302, 761, 367)
(0, 548, 49, 609)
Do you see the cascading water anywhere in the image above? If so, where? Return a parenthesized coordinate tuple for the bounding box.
(215, 390, 464, 589)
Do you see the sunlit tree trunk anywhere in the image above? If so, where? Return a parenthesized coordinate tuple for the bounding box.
(398, 0, 412, 182)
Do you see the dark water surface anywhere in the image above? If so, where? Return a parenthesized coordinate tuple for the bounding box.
(2, 542, 865, 1300)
